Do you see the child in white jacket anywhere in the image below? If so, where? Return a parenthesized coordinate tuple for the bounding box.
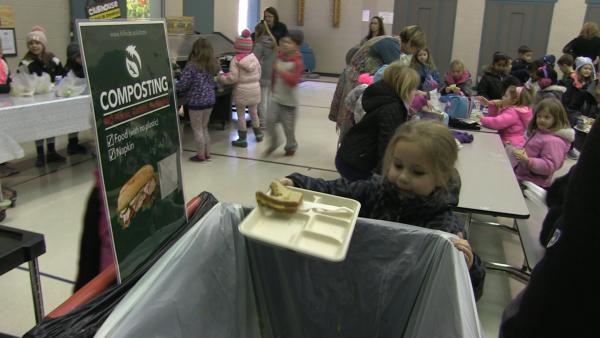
(218, 29, 262, 147)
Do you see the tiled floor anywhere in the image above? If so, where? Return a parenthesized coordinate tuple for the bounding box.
(0, 79, 575, 337)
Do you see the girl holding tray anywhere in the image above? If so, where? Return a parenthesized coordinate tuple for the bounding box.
(279, 120, 486, 300)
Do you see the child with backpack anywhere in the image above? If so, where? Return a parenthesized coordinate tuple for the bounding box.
(344, 73, 374, 124)
(264, 32, 304, 156)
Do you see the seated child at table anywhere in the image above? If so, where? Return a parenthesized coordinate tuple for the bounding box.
(411, 47, 441, 92)
(440, 59, 474, 96)
(280, 120, 486, 299)
(556, 54, 575, 86)
(512, 98, 573, 188)
(477, 52, 520, 100)
(534, 64, 566, 103)
(0, 38, 10, 94)
(478, 85, 534, 148)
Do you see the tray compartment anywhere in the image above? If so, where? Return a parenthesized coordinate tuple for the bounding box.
(305, 214, 350, 243)
(293, 230, 343, 259)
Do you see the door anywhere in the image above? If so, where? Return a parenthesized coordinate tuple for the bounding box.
(477, 0, 555, 79)
(585, 1, 600, 23)
(393, 0, 458, 76)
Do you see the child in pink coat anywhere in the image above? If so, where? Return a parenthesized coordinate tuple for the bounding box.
(478, 85, 534, 148)
(218, 29, 262, 147)
(512, 98, 574, 188)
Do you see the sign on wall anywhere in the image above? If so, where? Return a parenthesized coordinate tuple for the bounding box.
(86, 0, 122, 20)
(0, 5, 15, 28)
(78, 20, 186, 282)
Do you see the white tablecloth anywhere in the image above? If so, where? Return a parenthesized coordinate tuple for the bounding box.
(0, 93, 93, 162)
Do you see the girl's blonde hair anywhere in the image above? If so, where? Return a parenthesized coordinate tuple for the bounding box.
(188, 37, 219, 75)
(449, 59, 465, 72)
(528, 98, 571, 134)
(411, 47, 437, 70)
(382, 62, 420, 102)
(382, 120, 458, 189)
(505, 85, 534, 107)
(580, 22, 600, 39)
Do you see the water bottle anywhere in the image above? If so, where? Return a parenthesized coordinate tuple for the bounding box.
(481, 102, 488, 115)
(54, 75, 63, 86)
(440, 111, 449, 126)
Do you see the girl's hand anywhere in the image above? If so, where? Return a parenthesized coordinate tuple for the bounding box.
(445, 87, 452, 93)
(408, 107, 418, 119)
(452, 238, 474, 268)
(514, 150, 529, 164)
(476, 96, 489, 106)
(278, 178, 294, 187)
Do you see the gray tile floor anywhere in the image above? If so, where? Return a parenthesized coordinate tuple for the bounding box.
(0, 79, 575, 336)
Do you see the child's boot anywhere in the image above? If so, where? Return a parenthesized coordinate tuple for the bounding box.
(253, 127, 264, 142)
(232, 130, 248, 148)
(67, 136, 87, 155)
(35, 145, 45, 167)
(46, 143, 66, 163)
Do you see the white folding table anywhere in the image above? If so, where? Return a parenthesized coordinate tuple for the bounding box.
(0, 93, 93, 218)
(453, 131, 533, 282)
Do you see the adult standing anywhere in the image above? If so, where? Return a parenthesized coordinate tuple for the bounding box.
(563, 22, 600, 65)
(262, 7, 288, 44)
(500, 117, 600, 338)
(253, 21, 278, 129)
(360, 16, 385, 45)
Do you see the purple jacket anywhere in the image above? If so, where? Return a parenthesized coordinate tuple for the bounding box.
(514, 128, 574, 187)
(177, 64, 216, 110)
(480, 103, 533, 148)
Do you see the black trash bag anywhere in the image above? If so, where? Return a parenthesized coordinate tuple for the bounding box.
(24, 192, 219, 338)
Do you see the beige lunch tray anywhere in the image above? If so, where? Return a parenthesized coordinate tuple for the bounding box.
(239, 187, 361, 262)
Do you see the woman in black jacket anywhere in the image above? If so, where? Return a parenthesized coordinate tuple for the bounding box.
(262, 7, 288, 44)
(563, 22, 600, 66)
(335, 62, 420, 181)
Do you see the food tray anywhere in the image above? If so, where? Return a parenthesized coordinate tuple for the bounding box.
(239, 187, 361, 262)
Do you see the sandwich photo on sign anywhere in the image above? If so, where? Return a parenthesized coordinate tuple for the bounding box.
(117, 164, 157, 229)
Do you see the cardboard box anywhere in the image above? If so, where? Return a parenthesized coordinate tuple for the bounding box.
(167, 16, 195, 35)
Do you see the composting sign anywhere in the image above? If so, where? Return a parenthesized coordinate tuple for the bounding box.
(78, 20, 186, 282)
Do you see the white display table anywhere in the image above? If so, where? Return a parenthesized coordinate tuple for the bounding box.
(0, 93, 93, 163)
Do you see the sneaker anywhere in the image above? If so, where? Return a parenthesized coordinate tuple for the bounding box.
(255, 132, 264, 142)
(231, 139, 248, 148)
(67, 144, 88, 155)
(189, 155, 206, 162)
(567, 148, 580, 160)
(46, 151, 67, 163)
(284, 149, 296, 156)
